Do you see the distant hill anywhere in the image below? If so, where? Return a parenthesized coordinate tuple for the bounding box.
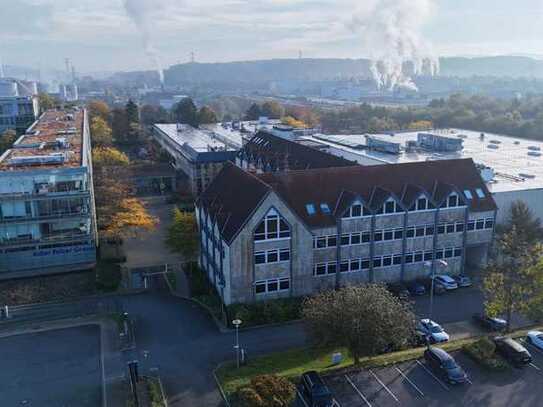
(154, 56, 543, 86)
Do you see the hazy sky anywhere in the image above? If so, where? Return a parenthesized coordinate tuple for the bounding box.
(2, 0, 543, 73)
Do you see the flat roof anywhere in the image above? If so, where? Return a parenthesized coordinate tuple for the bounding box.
(306, 129, 543, 194)
(0, 109, 84, 172)
(154, 123, 243, 152)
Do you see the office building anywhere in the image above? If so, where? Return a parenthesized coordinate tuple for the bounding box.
(0, 108, 97, 278)
(196, 159, 496, 305)
(0, 78, 39, 134)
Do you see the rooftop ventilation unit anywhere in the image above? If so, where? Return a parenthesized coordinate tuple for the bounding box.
(528, 151, 542, 157)
(519, 173, 536, 179)
(528, 146, 541, 151)
(487, 144, 499, 149)
(417, 132, 463, 152)
(489, 140, 501, 144)
(8, 153, 65, 166)
(365, 135, 401, 154)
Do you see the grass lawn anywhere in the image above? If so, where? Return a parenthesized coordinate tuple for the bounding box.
(216, 336, 489, 397)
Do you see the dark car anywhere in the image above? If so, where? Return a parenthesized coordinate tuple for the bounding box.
(472, 313, 507, 331)
(408, 281, 426, 296)
(493, 337, 532, 367)
(424, 347, 468, 384)
(388, 284, 410, 301)
(301, 371, 335, 407)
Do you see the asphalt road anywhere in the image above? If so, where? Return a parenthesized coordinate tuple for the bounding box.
(0, 325, 102, 407)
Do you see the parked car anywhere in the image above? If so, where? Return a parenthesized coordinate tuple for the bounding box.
(407, 281, 426, 296)
(388, 283, 410, 301)
(301, 371, 335, 407)
(424, 346, 468, 384)
(433, 275, 458, 290)
(493, 337, 532, 367)
(417, 319, 450, 343)
(453, 275, 472, 287)
(472, 313, 507, 331)
(527, 331, 543, 350)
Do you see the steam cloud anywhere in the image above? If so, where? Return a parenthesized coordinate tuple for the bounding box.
(124, 0, 164, 84)
(352, 0, 439, 91)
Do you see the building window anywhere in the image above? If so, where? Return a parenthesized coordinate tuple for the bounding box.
(350, 259, 361, 271)
(435, 249, 444, 259)
(255, 278, 290, 294)
(475, 188, 485, 198)
(362, 231, 371, 243)
(406, 227, 415, 238)
(394, 229, 403, 240)
(456, 222, 464, 233)
(485, 218, 494, 229)
(361, 259, 371, 270)
(384, 199, 396, 214)
(315, 236, 327, 249)
(393, 254, 402, 265)
(416, 226, 425, 237)
(320, 203, 331, 214)
(351, 233, 361, 245)
(424, 251, 433, 261)
(467, 220, 475, 231)
(405, 253, 414, 264)
(414, 251, 423, 262)
(384, 230, 394, 241)
(426, 225, 434, 235)
(328, 263, 336, 274)
(315, 263, 327, 276)
(267, 250, 278, 263)
(476, 219, 485, 230)
(279, 248, 290, 261)
(340, 261, 349, 273)
(437, 224, 446, 234)
(444, 248, 454, 258)
(254, 211, 290, 241)
(417, 197, 428, 211)
(383, 255, 392, 267)
(447, 194, 459, 208)
(446, 223, 455, 234)
(255, 251, 266, 264)
(351, 204, 362, 217)
(454, 248, 463, 257)
(341, 234, 350, 246)
(374, 230, 383, 242)
(344, 202, 371, 218)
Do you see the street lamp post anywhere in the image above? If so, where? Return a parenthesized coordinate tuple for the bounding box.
(425, 260, 448, 321)
(232, 319, 242, 368)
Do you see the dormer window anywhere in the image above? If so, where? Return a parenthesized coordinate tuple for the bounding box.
(416, 197, 427, 211)
(384, 199, 396, 214)
(448, 194, 458, 208)
(343, 201, 370, 218)
(351, 204, 362, 217)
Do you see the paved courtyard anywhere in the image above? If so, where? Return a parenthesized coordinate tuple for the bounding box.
(0, 325, 103, 407)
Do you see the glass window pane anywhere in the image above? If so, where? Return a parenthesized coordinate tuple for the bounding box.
(414, 252, 423, 262)
(341, 234, 350, 246)
(426, 226, 434, 235)
(361, 259, 370, 270)
(255, 252, 266, 264)
(373, 258, 382, 268)
(406, 228, 415, 238)
(467, 221, 475, 231)
(485, 219, 494, 229)
(437, 224, 445, 234)
(374, 231, 383, 241)
(456, 222, 464, 232)
(362, 232, 371, 243)
(352, 204, 362, 217)
(279, 249, 290, 261)
(393, 255, 402, 265)
(383, 256, 392, 267)
(316, 264, 326, 275)
(340, 262, 349, 272)
(384, 230, 393, 241)
(267, 251, 278, 263)
(255, 282, 266, 293)
(351, 233, 361, 245)
(476, 219, 485, 230)
(328, 263, 336, 274)
(416, 227, 425, 237)
(394, 229, 403, 240)
(316, 237, 327, 248)
(405, 254, 414, 264)
(267, 281, 278, 292)
(350, 259, 360, 271)
(385, 201, 395, 213)
(446, 224, 455, 233)
(279, 279, 289, 290)
(445, 248, 453, 258)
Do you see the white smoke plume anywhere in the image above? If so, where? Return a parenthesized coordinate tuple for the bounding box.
(124, 0, 165, 85)
(351, 0, 439, 91)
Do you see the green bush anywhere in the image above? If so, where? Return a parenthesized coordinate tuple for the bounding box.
(95, 261, 122, 291)
(227, 298, 303, 327)
(463, 337, 509, 371)
(236, 374, 296, 407)
(186, 263, 211, 297)
(147, 377, 165, 407)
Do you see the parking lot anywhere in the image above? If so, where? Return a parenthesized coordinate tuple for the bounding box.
(296, 336, 543, 407)
(0, 325, 102, 406)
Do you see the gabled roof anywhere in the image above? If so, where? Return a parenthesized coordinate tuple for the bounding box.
(237, 130, 355, 171)
(199, 158, 497, 243)
(197, 162, 270, 244)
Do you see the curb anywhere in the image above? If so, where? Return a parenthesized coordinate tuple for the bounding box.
(162, 274, 305, 334)
(213, 362, 231, 407)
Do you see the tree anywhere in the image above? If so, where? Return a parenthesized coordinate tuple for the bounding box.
(483, 228, 543, 332)
(281, 116, 306, 128)
(0, 129, 17, 154)
(245, 103, 262, 120)
(111, 108, 129, 144)
(102, 198, 158, 239)
(166, 208, 199, 262)
(38, 93, 58, 113)
(499, 200, 543, 245)
(87, 100, 110, 122)
(302, 285, 415, 364)
(198, 106, 218, 124)
(237, 375, 296, 407)
(140, 104, 170, 126)
(125, 100, 139, 124)
(90, 117, 113, 147)
(261, 101, 284, 119)
(173, 98, 198, 127)
(92, 147, 129, 168)
(407, 120, 433, 130)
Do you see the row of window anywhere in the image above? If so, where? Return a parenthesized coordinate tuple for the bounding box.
(255, 248, 290, 265)
(255, 278, 290, 294)
(254, 214, 290, 241)
(342, 195, 465, 219)
(312, 218, 494, 249)
(313, 247, 464, 276)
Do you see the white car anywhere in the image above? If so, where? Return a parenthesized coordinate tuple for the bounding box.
(433, 275, 458, 290)
(527, 331, 543, 350)
(417, 319, 450, 343)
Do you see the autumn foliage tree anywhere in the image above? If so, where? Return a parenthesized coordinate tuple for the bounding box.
(302, 285, 415, 364)
(165, 208, 199, 263)
(237, 375, 296, 407)
(90, 116, 113, 147)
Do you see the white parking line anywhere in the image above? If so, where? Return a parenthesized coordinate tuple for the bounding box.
(297, 390, 309, 407)
(369, 369, 400, 403)
(416, 360, 450, 391)
(345, 374, 373, 407)
(530, 362, 541, 371)
(395, 366, 425, 397)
